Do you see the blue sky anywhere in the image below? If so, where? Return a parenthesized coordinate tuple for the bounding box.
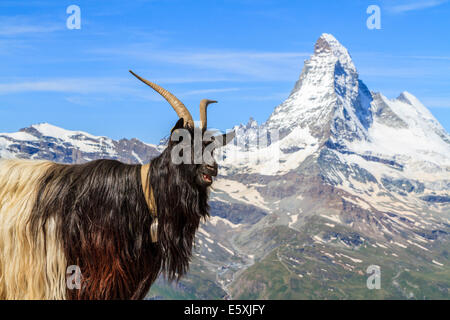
(0, 0, 449, 143)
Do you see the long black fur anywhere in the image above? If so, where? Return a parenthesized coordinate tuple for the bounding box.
(28, 125, 210, 299)
(149, 128, 210, 281)
(30, 160, 159, 299)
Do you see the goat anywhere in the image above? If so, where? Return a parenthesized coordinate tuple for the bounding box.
(0, 70, 235, 299)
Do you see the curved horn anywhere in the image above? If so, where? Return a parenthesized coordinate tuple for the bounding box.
(129, 70, 194, 127)
(199, 99, 217, 130)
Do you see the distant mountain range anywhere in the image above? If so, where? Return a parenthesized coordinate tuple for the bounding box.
(1, 33, 449, 299)
(0, 122, 161, 164)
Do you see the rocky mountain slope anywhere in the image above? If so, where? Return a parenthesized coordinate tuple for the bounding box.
(151, 33, 449, 300)
(1, 34, 448, 299)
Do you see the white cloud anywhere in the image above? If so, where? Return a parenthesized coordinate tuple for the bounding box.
(0, 78, 126, 94)
(183, 88, 241, 96)
(0, 24, 61, 36)
(92, 46, 309, 81)
(0, 15, 63, 36)
(359, 67, 436, 78)
(387, 0, 448, 13)
(0, 78, 164, 102)
(408, 55, 450, 61)
(0, 77, 242, 104)
(422, 97, 450, 108)
(142, 76, 243, 84)
(240, 92, 289, 102)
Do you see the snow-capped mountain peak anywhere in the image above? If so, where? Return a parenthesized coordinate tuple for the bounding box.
(394, 92, 449, 141)
(28, 122, 108, 141)
(223, 33, 449, 193)
(0, 123, 159, 164)
(355, 91, 450, 167)
(264, 33, 372, 145)
(314, 33, 357, 73)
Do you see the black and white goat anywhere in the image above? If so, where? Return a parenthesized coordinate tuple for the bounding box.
(0, 71, 235, 299)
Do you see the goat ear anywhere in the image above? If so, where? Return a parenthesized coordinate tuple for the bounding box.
(170, 118, 185, 135)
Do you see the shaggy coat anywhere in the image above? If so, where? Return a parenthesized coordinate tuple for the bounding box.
(0, 132, 210, 299)
(0, 71, 233, 300)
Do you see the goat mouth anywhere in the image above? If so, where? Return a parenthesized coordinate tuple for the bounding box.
(201, 173, 213, 184)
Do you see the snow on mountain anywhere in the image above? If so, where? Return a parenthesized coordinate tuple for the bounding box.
(206, 34, 450, 300)
(0, 122, 159, 164)
(220, 34, 449, 199)
(349, 92, 450, 174)
(221, 33, 377, 176)
(265, 33, 372, 143)
(221, 125, 318, 175)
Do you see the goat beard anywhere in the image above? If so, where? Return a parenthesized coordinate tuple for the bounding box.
(148, 147, 210, 282)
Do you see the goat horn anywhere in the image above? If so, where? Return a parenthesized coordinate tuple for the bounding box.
(199, 99, 217, 130)
(129, 70, 194, 127)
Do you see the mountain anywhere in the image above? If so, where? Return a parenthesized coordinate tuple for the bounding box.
(1, 34, 449, 299)
(0, 123, 160, 164)
(152, 33, 450, 300)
